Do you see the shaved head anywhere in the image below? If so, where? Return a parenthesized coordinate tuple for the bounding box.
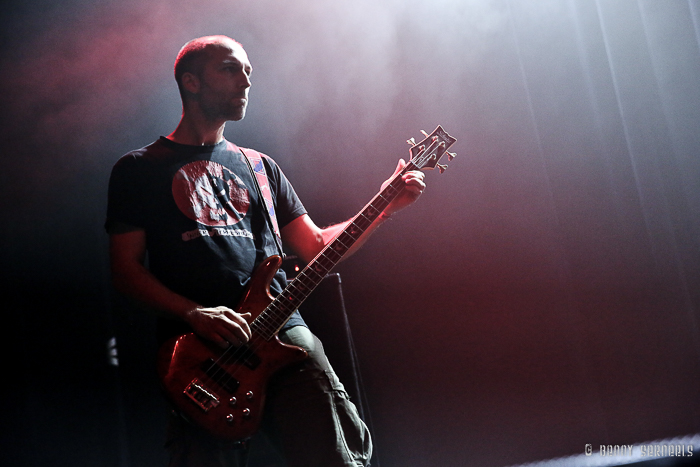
(174, 35, 242, 97)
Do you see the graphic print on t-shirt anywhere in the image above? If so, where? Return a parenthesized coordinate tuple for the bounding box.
(172, 160, 250, 227)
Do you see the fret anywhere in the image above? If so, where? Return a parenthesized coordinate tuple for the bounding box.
(347, 222, 363, 237)
(362, 211, 378, 224)
(317, 254, 336, 269)
(284, 286, 306, 305)
(353, 216, 372, 230)
(330, 240, 348, 254)
(335, 232, 355, 249)
(265, 302, 288, 323)
(295, 268, 314, 288)
(375, 193, 392, 206)
(251, 312, 275, 338)
(321, 249, 342, 264)
(309, 265, 325, 278)
(301, 268, 323, 283)
(259, 304, 291, 336)
(250, 318, 265, 333)
(365, 205, 380, 217)
(290, 281, 309, 297)
(282, 292, 301, 309)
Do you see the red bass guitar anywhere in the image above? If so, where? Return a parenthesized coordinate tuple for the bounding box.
(157, 126, 457, 440)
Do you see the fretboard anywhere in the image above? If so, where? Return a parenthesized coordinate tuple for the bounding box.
(251, 164, 414, 339)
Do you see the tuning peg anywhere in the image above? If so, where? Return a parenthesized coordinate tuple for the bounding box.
(406, 137, 416, 146)
(447, 152, 456, 161)
(420, 129, 430, 137)
(437, 163, 448, 174)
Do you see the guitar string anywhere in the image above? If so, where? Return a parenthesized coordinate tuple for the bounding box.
(206, 169, 409, 395)
(167, 134, 453, 435)
(199, 148, 439, 397)
(211, 182, 399, 371)
(191, 139, 447, 417)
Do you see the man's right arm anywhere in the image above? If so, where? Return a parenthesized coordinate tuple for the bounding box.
(109, 229, 251, 347)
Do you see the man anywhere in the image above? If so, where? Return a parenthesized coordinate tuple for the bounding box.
(107, 35, 425, 467)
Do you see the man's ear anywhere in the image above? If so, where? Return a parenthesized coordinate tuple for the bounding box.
(181, 72, 200, 95)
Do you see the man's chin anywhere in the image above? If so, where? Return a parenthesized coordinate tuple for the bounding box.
(227, 108, 247, 122)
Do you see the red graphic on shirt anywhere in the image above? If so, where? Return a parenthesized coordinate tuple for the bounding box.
(172, 160, 250, 227)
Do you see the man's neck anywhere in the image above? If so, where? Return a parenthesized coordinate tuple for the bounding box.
(167, 113, 226, 146)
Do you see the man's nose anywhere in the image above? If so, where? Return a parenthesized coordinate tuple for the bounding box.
(240, 73, 251, 89)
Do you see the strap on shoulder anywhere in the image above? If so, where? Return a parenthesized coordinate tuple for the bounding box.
(239, 146, 285, 257)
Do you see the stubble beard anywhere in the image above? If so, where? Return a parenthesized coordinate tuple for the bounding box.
(227, 101, 247, 122)
(200, 96, 248, 123)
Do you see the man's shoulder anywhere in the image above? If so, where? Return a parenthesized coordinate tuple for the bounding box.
(113, 138, 175, 172)
(231, 143, 275, 162)
(119, 138, 168, 160)
(231, 143, 284, 176)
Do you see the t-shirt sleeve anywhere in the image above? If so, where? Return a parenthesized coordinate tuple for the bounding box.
(105, 154, 148, 232)
(263, 155, 307, 229)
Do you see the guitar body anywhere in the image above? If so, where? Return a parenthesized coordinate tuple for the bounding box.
(157, 256, 308, 441)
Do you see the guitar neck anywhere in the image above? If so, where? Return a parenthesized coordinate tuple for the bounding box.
(252, 164, 413, 339)
(251, 125, 456, 339)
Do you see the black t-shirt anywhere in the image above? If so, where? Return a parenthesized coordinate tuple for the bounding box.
(106, 137, 307, 340)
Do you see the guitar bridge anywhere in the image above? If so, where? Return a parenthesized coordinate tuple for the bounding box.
(184, 378, 220, 412)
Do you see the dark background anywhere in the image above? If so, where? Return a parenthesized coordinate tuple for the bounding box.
(1, 1, 699, 466)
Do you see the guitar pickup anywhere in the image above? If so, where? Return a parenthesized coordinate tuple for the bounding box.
(184, 378, 220, 413)
(236, 345, 261, 370)
(201, 358, 240, 393)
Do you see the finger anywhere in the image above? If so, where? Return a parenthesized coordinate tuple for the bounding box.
(217, 326, 247, 347)
(402, 170, 424, 180)
(219, 314, 252, 344)
(392, 158, 407, 177)
(403, 185, 423, 196)
(227, 311, 252, 339)
(238, 313, 252, 339)
(402, 174, 426, 192)
(403, 175, 425, 186)
(225, 323, 251, 345)
(188, 307, 250, 347)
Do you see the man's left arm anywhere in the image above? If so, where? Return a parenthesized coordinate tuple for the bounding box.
(282, 159, 425, 264)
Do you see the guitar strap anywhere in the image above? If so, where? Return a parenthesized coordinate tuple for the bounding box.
(236, 144, 285, 258)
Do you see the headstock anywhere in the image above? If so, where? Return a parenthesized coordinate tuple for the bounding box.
(407, 125, 457, 173)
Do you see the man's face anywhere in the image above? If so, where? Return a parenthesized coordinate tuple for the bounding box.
(196, 41, 252, 122)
